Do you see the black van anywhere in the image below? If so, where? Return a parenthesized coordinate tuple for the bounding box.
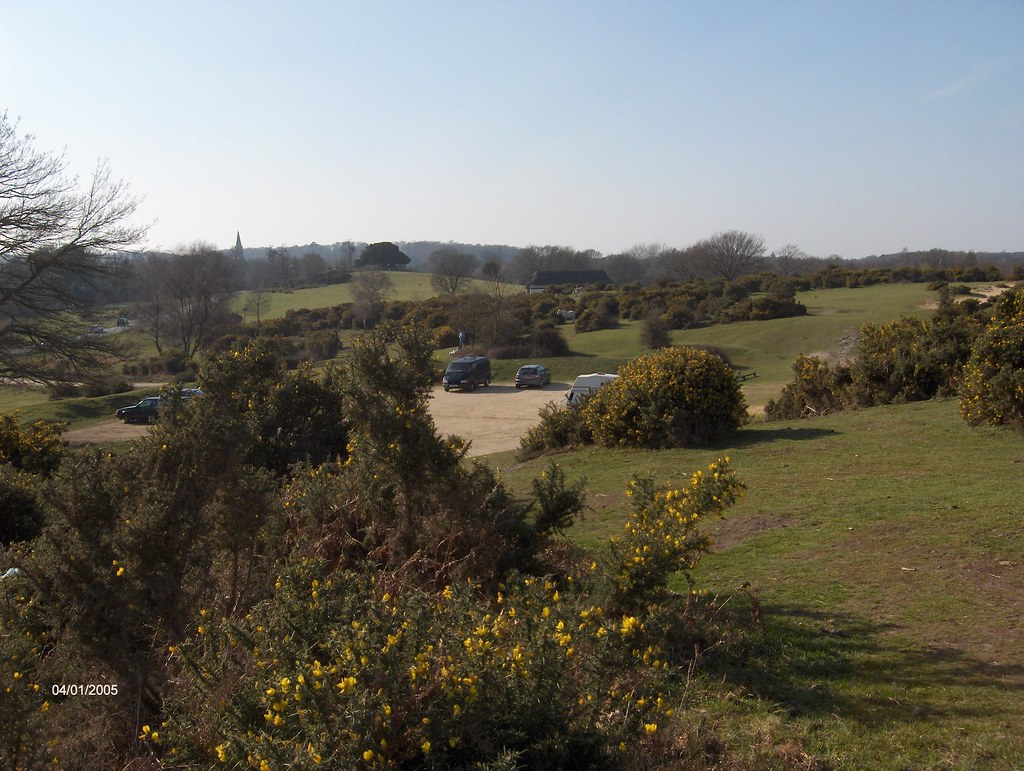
(442, 356, 492, 392)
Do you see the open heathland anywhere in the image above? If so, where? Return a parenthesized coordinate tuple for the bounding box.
(491, 397, 1024, 768)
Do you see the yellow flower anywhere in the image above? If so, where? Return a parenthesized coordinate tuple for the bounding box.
(422, 740, 431, 754)
(645, 723, 658, 735)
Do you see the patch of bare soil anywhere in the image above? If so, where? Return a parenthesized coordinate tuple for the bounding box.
(704, 512, 796, 550)
(920, 282, 1018, 310)
(65, 383, 568, 457)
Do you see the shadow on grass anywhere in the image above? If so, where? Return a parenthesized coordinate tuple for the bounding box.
(709, 426, 839, 449)
(703, 603, 1024, 726)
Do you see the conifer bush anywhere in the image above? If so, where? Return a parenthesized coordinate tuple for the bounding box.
(582, 347, 747, 448)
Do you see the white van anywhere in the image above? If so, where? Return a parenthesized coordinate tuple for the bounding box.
(565, 372, 618, 405)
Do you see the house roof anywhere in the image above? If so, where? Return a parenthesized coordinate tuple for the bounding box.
(527, 270, 612, 287)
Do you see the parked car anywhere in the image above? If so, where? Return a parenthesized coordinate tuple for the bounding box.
(115, 388, 202, 424)
(115, 396, 161, 424)
(442, 356, 492, 392)
(515, 364, 551, 389)
(565, 372, 618, 405)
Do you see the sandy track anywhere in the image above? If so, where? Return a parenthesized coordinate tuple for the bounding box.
(64, 383, 569, 457)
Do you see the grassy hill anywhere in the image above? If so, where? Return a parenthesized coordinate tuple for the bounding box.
(230, 272, 515, 321)
(489, 398, 1024, 767)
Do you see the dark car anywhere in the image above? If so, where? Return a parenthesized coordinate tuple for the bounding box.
(115, 396, 161, 424)
(442, 356, 491, 392)
(515, 364, 551, 389)
(115, 388, 202, 424)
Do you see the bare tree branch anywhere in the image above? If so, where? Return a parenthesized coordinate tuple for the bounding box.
(0, 112, 147, 385)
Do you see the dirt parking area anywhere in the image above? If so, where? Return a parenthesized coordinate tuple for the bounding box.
(64, 383, 569, 457)
(428, 383, 566, 456)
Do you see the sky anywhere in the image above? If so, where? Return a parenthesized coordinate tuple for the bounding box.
(2, 0, 1022, 259)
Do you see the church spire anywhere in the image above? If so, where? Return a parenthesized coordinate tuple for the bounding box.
(233, 231, 243, 259)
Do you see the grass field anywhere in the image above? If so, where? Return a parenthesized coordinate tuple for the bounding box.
(490, 399, 1024, 767)
(482, 282, 947, 408)
(229, 271, 511, 320)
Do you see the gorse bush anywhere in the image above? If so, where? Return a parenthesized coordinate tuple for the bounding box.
(517, 402, 591, 460)
(849, 315, 976, 406)
(611, 459, 744, 611)
(959, 285, 1024, 430)
(0, 414, 66, 544)
(2, 323, 766, 769)
(583, 347, 747, 448)
(764, 355, 853, 420)
(767, 297, 984, 421)
(0, 414, 66, 476)
(163, 459, 745, 770)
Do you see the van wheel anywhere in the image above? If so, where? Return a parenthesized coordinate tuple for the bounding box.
(485, 378, 491, 386)
(467, 381, 475, 391)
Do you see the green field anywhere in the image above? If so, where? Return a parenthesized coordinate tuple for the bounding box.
(491, 398, 1024, 768)
(230, 271, 512, 321)
(484, 282, 945, 408)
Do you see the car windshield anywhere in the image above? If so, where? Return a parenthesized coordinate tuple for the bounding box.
(519, 367, 539, 375)
(447, 363, 470, 372)
(140, 398, 159, 406)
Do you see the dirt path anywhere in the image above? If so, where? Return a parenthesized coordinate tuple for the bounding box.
(64, 383, 569, 457)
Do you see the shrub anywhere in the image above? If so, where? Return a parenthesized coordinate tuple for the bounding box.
(531, 462, 587, 537)
(527, 327, 570, 357)
(583, 347, 746, 448)
(573, 307, 617, 333)
(611, 459, 744, 610)
(959, 286, 1024, 430)
(303, 329, 341, 360)
(432, 324, 460, 349)
(640, 313, 671, 349)
(517, 402, 592, 460)
(0, 414, 66, 476)
(850, 316, 976, 406)
(0, 465, 46, 544)
(163, 460, 750, 771)
(81, 377, 134, 397)
(764, 355, 853, 420)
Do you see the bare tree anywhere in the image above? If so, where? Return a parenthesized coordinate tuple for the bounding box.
(0, 112, 147, 385)
(165, 243, 234, 356)
(599, 253, 649, 285)
(771, 244, 807, 276)
(134, 244, 233, 356)
(655, 245, 704, 283)
(427, 246, 479, 294)
(351, 269, 393, 328)
(697, 230, 766, 281)
(131, 254, 170, 354)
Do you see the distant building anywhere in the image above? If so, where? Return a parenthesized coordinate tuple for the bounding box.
(526, 269, 613, 294)
(233, 231, 244, 260)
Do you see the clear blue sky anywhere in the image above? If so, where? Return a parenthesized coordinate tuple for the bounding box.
(2, 1, 1022, 259)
